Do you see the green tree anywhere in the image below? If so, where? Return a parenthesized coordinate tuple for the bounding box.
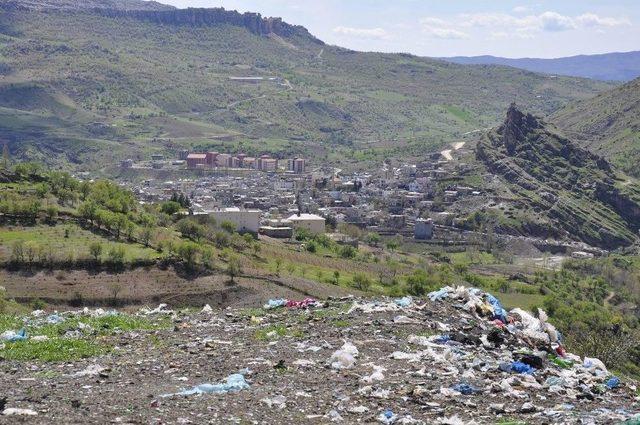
(107, 245, 126, 265)
(226, 255, 242, 283)
(160, 201, 181, 215)
(177, 241, 200, 268)
(89, 242, 103, 262)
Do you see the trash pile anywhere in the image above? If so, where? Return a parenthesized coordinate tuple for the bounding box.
(0, 289, 638, 423)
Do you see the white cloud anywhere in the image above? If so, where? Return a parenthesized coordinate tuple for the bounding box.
(332, 26, 389, 39)
(459, 11, 630, 35)
(427, 28, 469, 40)
(538, 11, 576, 31)
(419, 16, 468, 39)
(513, 6, 531, 14)
(576, 13, 631, 28)
(419, 17, 449, 27)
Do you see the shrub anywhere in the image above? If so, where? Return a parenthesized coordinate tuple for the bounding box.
(107, 245, 126, 265)
(89, 242, 103, 262)
(352, 273, 372, 291)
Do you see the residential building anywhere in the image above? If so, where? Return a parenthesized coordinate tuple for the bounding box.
(287, 213, 325, 234)
(208, 207, 261, 233)
(186, 153, 207, 169)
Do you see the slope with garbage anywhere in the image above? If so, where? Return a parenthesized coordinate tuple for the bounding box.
(1, 287, 638, 424)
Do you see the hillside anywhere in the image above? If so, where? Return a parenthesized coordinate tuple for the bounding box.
(476, 104, 640, 249)
(552, 77, 640, 177)
(443, 51, 640, 82)
(0, 1, 614, 170)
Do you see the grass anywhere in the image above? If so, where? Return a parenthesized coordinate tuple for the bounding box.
(1, 338, 108, 361)
(0, 313, 170, 362)
(0, 8, 613, 171)
(0, 223, 159, 262)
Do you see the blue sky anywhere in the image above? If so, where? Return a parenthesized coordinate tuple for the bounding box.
(157, 1, 639, 58)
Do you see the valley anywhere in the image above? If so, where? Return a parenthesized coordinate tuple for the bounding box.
(0, 0, 639, 422)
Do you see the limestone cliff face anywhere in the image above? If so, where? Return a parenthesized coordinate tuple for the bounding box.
(477, 104, 640, 249)
(97, 7, 322, 41)
(1, 1, 322, 42)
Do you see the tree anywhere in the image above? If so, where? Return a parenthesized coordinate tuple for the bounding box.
(24, 241, 39, 264)
(365, 232, 381, 247)
(386, 239, 399, 252)
(89, 242, 103, 262)
(352, 273, 372, 291)
(107, 245, 126, 266)
(79, 200, 98, 224)
(333, 270, 340, 285)
(274, 258, 283, 276)
(176, 219, 205, 241)
(221, 220, 236, 234)
(160, 201, 181, 215)
(177, 241, 200, 268)
(139, 226, 153, 247)
(45, 205, 58, 224)
(406, 269, 436, 296)
(339, 245, 357, 259)
(226, 255, 242, 283)
(11, 240, 25, 263)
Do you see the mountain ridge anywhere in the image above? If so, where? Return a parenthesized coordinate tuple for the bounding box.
(552, 77, 640, 177)
(442, 51, 640, 82)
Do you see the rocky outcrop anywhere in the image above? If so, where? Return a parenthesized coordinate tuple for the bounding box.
(96, 7, 322, 42)
(477, 104, 640, 249)
(0, 0, 174, 11)
(1, 1, 322, 42)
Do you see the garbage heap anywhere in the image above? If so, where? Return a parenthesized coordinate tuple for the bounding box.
(0, 287, 638, 424)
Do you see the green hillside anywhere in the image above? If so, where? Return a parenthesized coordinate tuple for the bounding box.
(0, 3, 615, 171)
(476, 104, 640, 249)
(552, 77, 640, 177)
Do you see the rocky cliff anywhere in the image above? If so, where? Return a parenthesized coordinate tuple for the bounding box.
(96, 7, 321, 41)
(477, 104, 640, 249)
(0, 0, 321, 41)
(0, 0, 174, 11)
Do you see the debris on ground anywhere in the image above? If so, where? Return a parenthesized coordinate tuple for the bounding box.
(0, 287, 638, 423)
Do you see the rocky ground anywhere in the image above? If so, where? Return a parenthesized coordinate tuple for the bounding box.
(1, 290, 638, 424)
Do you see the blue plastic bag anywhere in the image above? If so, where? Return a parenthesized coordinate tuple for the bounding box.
(511, 361, 536, 375)
(485, 293, 507, 323)
(263, 299, 287, 309)
(2, 328, 27, 342)
(394, 296, 412, 307)
(606, 376, 620, 389)
(161, 373, 249, 397)
(452, 382, 478, 395)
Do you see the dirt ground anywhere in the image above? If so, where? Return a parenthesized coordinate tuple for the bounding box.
(0, 266, 360, 309)
(0, 297, 637, 424)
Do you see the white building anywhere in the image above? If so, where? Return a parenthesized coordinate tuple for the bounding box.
(286, 213, 325, 234)
(208, 208, 261, 233)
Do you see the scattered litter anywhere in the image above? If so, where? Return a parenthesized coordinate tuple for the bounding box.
(264, 299, 287, 309)
(71, 364, 106, 378)
(1, 329, 27, 342)
(451, 383, 479, 395)
(261, 395, 287, 409)
(46, 313, 65, 324)
(394, 296, 412, 307)
(329, 341, 358, 369)
(139, 304, 173, 315)
(160, 372, 249, 397)
(2, 408, 38, 416)
(201, 304, 213, 314)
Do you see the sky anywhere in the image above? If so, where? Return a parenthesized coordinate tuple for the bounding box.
(156, 1, 639, 58)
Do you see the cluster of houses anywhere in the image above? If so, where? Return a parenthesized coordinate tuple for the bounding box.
(125, 145, 484, 243)
(182, 151, 306, 174)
